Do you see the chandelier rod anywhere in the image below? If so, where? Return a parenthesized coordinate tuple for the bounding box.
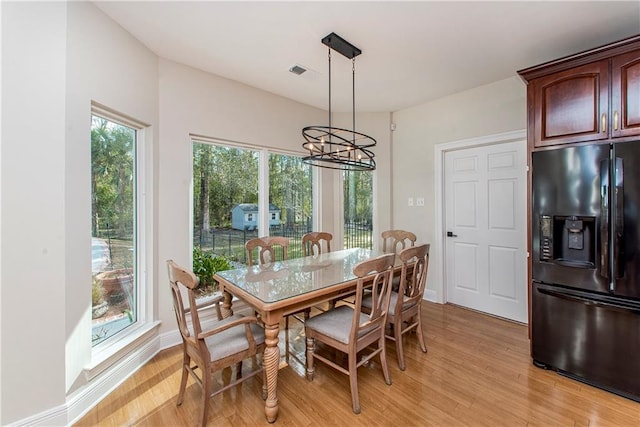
(352, 58, 356, 147)
(328, 48, 332, 132)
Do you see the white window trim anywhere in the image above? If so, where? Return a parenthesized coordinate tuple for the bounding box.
(89, 102, 155, 367)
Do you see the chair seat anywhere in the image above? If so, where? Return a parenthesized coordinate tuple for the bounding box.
(362, 291, 416, 316)
(305, 305, 376, 344)
(203, 315, 266, 361)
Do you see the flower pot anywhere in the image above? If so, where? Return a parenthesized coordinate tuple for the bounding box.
(96, 268, 133, 299)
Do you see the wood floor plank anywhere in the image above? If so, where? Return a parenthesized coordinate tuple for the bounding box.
(74, 302, 640, 426)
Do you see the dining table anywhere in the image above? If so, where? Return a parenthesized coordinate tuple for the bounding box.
(214, 247, 389, 423)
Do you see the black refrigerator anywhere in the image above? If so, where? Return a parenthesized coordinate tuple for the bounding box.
(532, 142, 640, 402)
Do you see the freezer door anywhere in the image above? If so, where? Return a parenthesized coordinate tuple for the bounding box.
(531, 144, 610, 293)
(532, 282, 640, 402)
(612, 141, 640, 299)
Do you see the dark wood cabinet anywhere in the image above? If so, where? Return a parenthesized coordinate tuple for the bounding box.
(611, 49, 640, 139)
(519, 35, 640, 150)
(531, 61, 609, 147)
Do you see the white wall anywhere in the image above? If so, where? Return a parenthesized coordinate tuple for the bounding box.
(64, 0, 160, 395)
(1, 1, 159, 424)
(1, 2, 68, 422)
(390, 76, 527, 301)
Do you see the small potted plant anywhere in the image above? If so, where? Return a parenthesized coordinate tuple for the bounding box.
(192, 247, 233, 297)
(96, 268, 134, 303)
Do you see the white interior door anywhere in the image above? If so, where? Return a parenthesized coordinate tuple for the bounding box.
(444, 140, 527, 323)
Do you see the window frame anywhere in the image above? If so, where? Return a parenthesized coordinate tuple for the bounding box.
(190, 136, 316, 262)
(88, 103, 157, 368)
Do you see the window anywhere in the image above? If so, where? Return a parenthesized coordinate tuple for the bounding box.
(343, 170, 373, 249)
(90, 113, 139, 346)
(192, 140, 313, 271)
(193, 142, 259, 265)
(268, 152, 313, 258)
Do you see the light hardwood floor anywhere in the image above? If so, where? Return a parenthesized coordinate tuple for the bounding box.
(75, 302, 640, 426)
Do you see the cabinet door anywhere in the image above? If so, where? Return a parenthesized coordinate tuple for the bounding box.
(611, 49, 640, 139)
(532, 61, 609, 147)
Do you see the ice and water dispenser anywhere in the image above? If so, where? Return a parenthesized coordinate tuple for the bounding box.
(539, 215, 596, 268)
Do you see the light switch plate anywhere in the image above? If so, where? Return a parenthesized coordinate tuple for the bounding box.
(408, 197, 414, 207)
(416, 197, 425, 206)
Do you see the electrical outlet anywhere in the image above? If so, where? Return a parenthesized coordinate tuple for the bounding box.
(408, 197, 414, 207)
(416, 197, 425, 206)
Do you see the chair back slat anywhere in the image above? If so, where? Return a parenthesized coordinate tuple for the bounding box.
(302, 231, 333, 257)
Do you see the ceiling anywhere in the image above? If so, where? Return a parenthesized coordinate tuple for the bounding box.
(94, 1, 640, 113)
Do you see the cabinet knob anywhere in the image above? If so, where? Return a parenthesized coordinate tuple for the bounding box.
(601, 113, 607, 133)
(614, 111, 619, 131)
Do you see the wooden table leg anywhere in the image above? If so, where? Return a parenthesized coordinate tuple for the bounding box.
(221, 290, 233, 318)
(263, 321, 280, 423)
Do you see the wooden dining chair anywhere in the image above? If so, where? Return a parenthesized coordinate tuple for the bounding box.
(362, 243, 430, 370)
(381, 229, 417, 254)
(245, 236, 289, 266)
(302, 231, 333, 257)
(381, 229, 417, 288)
(167, 260, 266, 427)
(304, 253, 395, 414)
(300, 231, 335, 317)
(245, 236, 301, 329)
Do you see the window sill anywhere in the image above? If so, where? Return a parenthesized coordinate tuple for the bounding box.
(84, 320, 161, 381)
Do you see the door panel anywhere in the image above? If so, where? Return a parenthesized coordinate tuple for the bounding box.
(453, 243, 478, 291)
(445, 140, 527, 323)
(489, 245, 518, 300)
(612, 141, 640, 299)
(453, 180, 478, 227)
(489, 178, 516, 229)
(531, 144, 609, 294)
(532, 282, 640, 401)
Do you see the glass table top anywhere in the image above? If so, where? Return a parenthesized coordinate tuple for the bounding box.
(216, 248, 384, 303)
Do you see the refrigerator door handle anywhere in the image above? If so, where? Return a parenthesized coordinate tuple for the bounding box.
(613, 157, 624, 283)
(600, 159, 610, 280)
(537, 287, 640, 314)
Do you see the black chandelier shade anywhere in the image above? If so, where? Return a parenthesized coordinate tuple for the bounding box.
(302, 126, 376, 171)
(302, 33, 377, 172)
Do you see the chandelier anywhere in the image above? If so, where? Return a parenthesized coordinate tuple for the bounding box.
(302, 33, 376, 171)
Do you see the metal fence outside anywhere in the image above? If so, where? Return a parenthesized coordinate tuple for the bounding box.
(195, 221, 372, 264)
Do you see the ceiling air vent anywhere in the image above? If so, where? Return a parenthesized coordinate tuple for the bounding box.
(289, 65, 307, 75)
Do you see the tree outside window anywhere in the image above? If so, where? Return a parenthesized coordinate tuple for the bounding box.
(192, 142, 314, 272)
(90, 114, 137, 346)
(343, 170, 373, 249)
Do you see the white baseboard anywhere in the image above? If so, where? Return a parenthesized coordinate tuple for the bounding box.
(8, 334, 164, 426)
(66, 335, 161, 425)
(424, 289, 438, 302)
